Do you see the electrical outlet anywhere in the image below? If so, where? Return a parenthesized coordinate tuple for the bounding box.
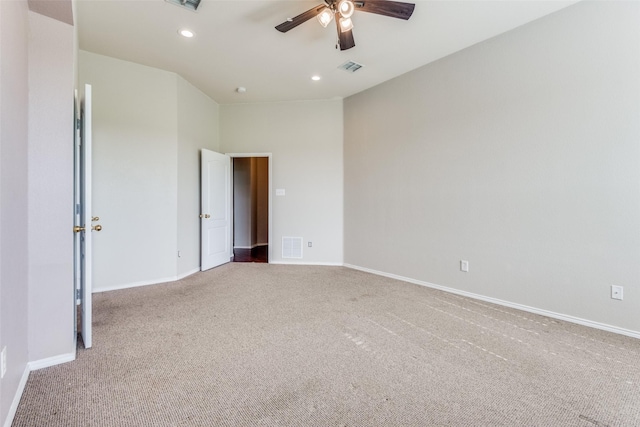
(308, 242, 312, 248)
(1, 346, 7, 378)
(460, 260, 469, 272)
(611, 285, 623, 300)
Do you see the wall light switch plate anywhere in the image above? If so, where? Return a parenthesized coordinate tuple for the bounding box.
(275, 189, 285, 196)
(611, 285, 623, 300)
(460, 260, 469, 272)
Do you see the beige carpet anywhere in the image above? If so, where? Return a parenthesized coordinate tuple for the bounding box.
(13, 264, 640, 426)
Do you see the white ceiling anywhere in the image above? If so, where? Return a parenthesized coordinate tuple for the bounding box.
(77, 0, 578, 105)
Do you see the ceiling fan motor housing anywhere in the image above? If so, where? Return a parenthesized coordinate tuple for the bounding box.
(275, 0, 416, 51)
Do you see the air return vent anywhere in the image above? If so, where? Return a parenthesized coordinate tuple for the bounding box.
(282, 237, 303, 259)
(165, 0, 201, 12)
(338, 61, 364, 73)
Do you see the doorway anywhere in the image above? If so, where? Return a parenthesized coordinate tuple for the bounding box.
(230, 155, 271, 263)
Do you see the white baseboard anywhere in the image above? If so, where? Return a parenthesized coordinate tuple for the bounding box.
(344, 263, 640, 340)
(269, 261, 344, 266)
(28, 352, 76, 371)
(3, 352, 76, 427)
(233, 243, 268, 250)
(177, 268, 200, 280)
(94, 268, 200, 293)
(95, 276, 177, 293)
(3, 366, 30, 427)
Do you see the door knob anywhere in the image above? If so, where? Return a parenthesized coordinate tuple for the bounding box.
(73, 226, 85, 233)
(92, 224, 102, 232)
(200, 214, 211, 219)
(92, 216, 100, 221)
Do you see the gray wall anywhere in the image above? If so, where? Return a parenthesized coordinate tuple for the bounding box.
(27, 10, 75, 364)
(344, 1, 640, 334)
(0, 1, 30, 424)
(2, 5, 76, 424)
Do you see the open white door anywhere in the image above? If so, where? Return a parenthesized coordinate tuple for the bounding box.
(74, 84, 98, 349)
(201, 149, 231, 271)
(73, 89, 81, 343)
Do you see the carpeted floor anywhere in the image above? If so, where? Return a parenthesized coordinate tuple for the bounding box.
(12, 264, 640, 426)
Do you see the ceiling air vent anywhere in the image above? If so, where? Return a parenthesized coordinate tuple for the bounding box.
(338, 61, 364, 73)
(165, 0, 201, 12)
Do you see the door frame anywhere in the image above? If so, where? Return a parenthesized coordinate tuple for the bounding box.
(226, 153, 273, 264)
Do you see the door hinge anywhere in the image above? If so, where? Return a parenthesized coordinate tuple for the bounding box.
(76, 288, 81, 304)
(76, 118, 82, 130)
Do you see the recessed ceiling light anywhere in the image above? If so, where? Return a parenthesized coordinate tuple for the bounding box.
(178, 29, 195, 38)
(236, 87, 247, 94)
(311, 75, 321, 81)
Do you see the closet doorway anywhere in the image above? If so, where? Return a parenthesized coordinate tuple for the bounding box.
(230, 154, 271, 263)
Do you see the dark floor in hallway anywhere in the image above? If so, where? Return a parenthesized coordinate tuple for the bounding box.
(233, 245, 268, 263)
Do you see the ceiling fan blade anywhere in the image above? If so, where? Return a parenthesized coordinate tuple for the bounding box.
(338, 29, 355, 50)
(335, 16, 356, 51)
(275, 4, 327, 33)
(355, 0, 415, 20)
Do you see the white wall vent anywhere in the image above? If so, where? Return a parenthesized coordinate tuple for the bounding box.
(282, 237, 303, 259)
(338, 61, 364, 73)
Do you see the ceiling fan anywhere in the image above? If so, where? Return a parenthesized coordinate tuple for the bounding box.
(275, 0, 415, 51)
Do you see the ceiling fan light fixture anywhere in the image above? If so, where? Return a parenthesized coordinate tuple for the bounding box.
(274, 0, 415, 49)
(338, 0, 355, 18)
(317, 8, 334, 28)
(338, 16, 353, 32)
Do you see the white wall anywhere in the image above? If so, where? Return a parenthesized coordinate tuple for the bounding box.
(79, 51, 219, 290)
(221, 100, 343, 265)
(0, 1, 30, 424)
(177, 76, 219, 276)
(344, 1, 640, 334)
(27, 10, 75, 362)
(79, 51, 178, 290)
